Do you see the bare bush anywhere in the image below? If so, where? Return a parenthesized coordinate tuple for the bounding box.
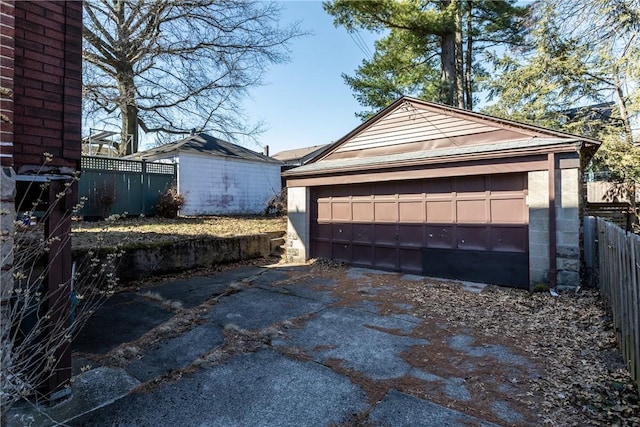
(264, 188, 287, 217)
(0, 157, 122, 421)
(156, 185, 185, 219)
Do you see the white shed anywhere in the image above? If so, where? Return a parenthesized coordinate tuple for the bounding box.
(129, 133, 282, 216)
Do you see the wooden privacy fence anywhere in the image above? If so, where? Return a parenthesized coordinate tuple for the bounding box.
(585, 216, 640, 392)
(78, 156, 177, 217)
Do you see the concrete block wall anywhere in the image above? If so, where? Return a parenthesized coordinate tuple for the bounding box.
(179, 153, 281, 215)
(528, 168, 581, 289)
(96, 234, 273, 282)
(556, 168, 580, 287)
(528, 170, 550, 286)
(286, 186, 309, 263)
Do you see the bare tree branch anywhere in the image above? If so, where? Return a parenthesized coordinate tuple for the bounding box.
(83, 0, 305, 154)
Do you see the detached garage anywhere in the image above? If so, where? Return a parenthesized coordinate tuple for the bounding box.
(129, 133, 282, 216)
(284, 97, 600, 290)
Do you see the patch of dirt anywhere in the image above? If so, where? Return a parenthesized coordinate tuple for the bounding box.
(71, 215, 287, 250)
(299, 262, 639, 427)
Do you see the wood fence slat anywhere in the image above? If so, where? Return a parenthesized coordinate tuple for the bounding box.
(590, 216, 640, 395)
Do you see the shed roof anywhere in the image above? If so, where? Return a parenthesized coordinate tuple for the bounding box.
(127, 133, 281, 164)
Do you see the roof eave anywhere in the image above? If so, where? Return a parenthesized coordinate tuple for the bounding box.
(283, 141, 581, 178)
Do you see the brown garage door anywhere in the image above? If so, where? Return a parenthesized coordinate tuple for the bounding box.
(310, 173, 529, 288)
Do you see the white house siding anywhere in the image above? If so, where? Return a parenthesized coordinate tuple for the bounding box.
(178, 152, 281, 215)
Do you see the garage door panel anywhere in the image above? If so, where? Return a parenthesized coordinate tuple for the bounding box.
(374, 181, 398, 198)
(490, 174, 527, 192)
(491, 198, 526, 223)
(399, 249, 423, 273)
(374, 202, 397, 222)
(352, 202, 373, 221)
(424, 178, 452, 194)
(457, 200, 487, 223)
(352, 245, 374, 265)
(398, 180, 423, 198)
(374, 224, 397, 245)
(332, 202, 351, 221)
(426, 201, 453, 223)
(426, 226, 455, 249)
(456, 176, 486, 193)
(374, 247, 397, 269)
(351, 183, 374, 197)
(399, 201, 424, 222)
(332, 223, 351, 241)
(314, 222, 332, 240)
(317, 202, 331, 221)
(398, 224, 424, 247)
(457, 226, 489, 250)
(332, 243, 351, 262)
(314, 241, 331, 259)
(423, 248, 529, 289)
(331, 185, 353, 198)
(316, 187, 334, 198)
(491, 226, 527, 252)
(353, 224, 373, 244)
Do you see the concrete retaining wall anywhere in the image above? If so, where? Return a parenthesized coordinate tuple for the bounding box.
(74, 233, 277, 283)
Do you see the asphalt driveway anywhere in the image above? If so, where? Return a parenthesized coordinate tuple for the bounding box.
(9, 263, 542, 426)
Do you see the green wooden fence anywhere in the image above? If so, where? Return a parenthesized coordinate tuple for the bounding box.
(78, 156, 176, 217)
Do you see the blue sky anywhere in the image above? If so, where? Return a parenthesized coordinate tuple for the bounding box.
(241, 1, 378, 156)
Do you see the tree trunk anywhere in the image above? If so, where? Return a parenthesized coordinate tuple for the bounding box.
(440, 33, 456, 106)
(454, 0, 465, 109)
(465, 0, 473, 110)
(122, 104, 139, 155)
(613, 66, 633, 144)
(439, 0, 456, 106)
(117, 67, 139, 155)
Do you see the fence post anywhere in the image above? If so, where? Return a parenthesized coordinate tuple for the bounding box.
(584, 216, 596, 287)
(142, 160, 147, 214)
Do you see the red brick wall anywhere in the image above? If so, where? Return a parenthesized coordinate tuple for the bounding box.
(10, 0, 82, 170)
(0, 0, 15, 167)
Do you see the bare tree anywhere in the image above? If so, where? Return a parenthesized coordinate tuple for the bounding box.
(83, 0, 303, 155)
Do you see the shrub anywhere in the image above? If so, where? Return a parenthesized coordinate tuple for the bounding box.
(96, 183, 116, 218)
(156, 185, 184, 218)
(264, 188, 287, 217)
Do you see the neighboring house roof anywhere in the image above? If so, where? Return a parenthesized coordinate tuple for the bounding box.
(285, 96, 601, 178)
(272, 144, 330, 166)
(126, 133, 281, 164)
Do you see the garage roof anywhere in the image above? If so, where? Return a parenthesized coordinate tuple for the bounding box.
(284, 97, 600, 177)
(290, 137, 584, 174)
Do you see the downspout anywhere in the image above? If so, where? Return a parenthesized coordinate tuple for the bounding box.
(548, 152, 557, 290)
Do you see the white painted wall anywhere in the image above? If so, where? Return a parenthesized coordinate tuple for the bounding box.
(177, 152, 281, 215)
(286, 186, 310, 263)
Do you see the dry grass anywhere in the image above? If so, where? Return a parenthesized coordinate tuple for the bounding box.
(71, 215, 287, 250)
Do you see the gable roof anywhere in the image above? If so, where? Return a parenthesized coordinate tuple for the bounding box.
(272, 144, 330, 165)
(127, 133, 281, 164)
(286, 96, 600, 176)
